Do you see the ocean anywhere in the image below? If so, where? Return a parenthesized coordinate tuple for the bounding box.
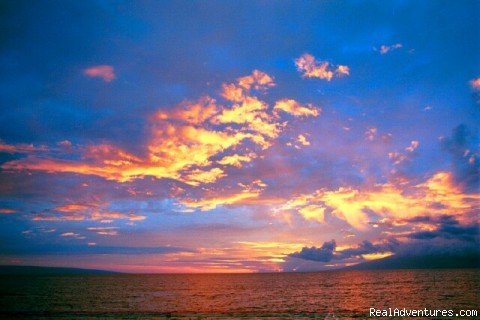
(0, 269, 478, 319)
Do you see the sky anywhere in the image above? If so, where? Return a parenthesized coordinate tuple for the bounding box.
(0, 0, 479, 273)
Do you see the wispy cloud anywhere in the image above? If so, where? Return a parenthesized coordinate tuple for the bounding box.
(179, 180, 267, 211)
(60, 232, 85, 239)
(87, 227, 119, 236)
(84, 65, 115, 82)
(31, 202, 145, 223)
(0, 208, 16, 214)
(0, 141, 47, 154)
(377, 43, 403, 54)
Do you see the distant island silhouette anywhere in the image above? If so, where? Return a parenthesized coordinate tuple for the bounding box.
(345, 252, 480, 270)
(0, 265, 118, 275)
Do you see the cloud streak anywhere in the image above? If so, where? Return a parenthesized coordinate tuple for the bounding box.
(84, 65, 115, 82)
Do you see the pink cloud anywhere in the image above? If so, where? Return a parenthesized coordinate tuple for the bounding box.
(470, 77, 480, 90)
(0, 208, 16, 214)
(0, 141, 47, 154)
(84, 65, 115, 82)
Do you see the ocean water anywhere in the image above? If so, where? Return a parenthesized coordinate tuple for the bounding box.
(0, 269, 478, 319)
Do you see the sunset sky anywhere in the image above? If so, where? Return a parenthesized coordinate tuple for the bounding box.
(0, 1, 478, 273)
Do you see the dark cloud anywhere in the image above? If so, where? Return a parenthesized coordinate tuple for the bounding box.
(289, 238, 400, 263)
(289, 240, 336, 262)
(409, 222, 479, 243)
(337, 239, 400, 260)
(441, 124, 479, 192)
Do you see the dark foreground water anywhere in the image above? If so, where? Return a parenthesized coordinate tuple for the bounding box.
(0, 269, 479, 319)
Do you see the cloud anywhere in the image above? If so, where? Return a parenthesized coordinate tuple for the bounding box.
(274, 99, 320, 117)
(364, 127, 377, 141)
(57, 140, 72, 148)
(408, 216, 479, 243)
(0, 208, 16, 214)
(220, 70, 274, 102)
(377, 43, 403, 54)
(469, 77, 480, 90)
(60, 232, 85, 239)
(295, 53, 349, 80)
(31, 202, 146, 223)
(388, 140, 420, 165)
(179, 180, 266, 211)
(217, 153, 256, 168)
(336, 239, 400, 260)
(2, 70, 319, 188)
(0, 141, 47, 154)
(84, 65, 115, 82)
(33, 213, 85, 221)
(236, 69, 275, 90)
(298, 205, 325, 223)
(289, 240, 336, 262)
(440, 124, 479, 192)
(287, 134, 312, 149)
(277, 171, 479, 230)
(405, 140, 419, 152)
(54, 204, 92, 212)
(91, 211, 146, 222)
(87, 227, 119, 236)
(296, 134, 310, 146)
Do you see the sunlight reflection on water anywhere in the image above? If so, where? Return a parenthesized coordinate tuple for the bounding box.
(0, 269, 478, 319)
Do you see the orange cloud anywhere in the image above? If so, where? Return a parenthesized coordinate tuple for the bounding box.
(3, 70, 319, 187)
(91, 211, 146, 222)
(470, 77, 480, 90)
(54, 204, 92, 212)
(33, 212, 86, 221)
(274, 99, 320, 117)
(156, 96, 218, 125)
(237, 69, 275, 90)
(181, 189, 261, 211)
(277, 171, 479, 230)
(296, 134, 310, 146)
(220, 70, 274, 102)
(336, 65, 350, 76)
(298, 205, 325, 223)
(180, 180, 267, 211)
(217, 153, 256, 168)
(84, 65, 115, 82)
(295, 53, 349, 81)
(221, 83, 244, 102)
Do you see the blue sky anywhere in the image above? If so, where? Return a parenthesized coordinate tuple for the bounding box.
(0, 0, 478, 272)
